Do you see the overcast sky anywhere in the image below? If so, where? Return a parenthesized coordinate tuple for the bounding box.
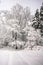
(0, 0, 43, 14)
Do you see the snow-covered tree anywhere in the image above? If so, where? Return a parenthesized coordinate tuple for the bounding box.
(40, 2, 43, 36)
(40, 2, 43, 21)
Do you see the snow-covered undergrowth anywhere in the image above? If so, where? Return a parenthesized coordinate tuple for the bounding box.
(0, 25, 43, 50)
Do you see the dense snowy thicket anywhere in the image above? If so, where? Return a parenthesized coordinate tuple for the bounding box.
(0, 4, 43, 50)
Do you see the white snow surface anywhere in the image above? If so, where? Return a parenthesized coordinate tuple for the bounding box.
(0, 49, 43, 65)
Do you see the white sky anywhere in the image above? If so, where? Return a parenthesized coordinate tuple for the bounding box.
(0, 0, 43, 14)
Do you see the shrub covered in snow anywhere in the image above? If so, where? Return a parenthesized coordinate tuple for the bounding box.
(8, 40, 26, 49)
(26, 26, 41, 49)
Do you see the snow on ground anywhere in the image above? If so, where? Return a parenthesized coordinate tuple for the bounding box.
(0, 48, 43, 65)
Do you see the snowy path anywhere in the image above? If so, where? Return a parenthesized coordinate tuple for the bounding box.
(0, 49, 43, 65)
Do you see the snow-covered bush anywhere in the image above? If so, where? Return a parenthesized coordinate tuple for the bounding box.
(8, 40, 26, 49)
(3, 29, 15, 46)
(26, 26, 41, 49)
(36, 36, 43, 46)
(0, 24, 15, 47)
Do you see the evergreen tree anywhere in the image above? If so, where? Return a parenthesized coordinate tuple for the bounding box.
(40, 2, 43, 21)
(40, 2, 43, 36)
(32, 9, 40, 29)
